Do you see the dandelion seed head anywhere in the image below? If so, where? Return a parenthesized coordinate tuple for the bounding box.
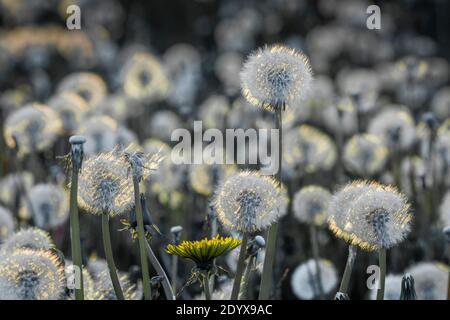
(226, 247, 265, 274)
(343, 134, 389, 177)
(1, 228, 54, 253)
(369, 274, 402, 300)
(57, 72, 106, 108)
(0, 249, 65, 300)
(290, 259, 338, 300)
(78, 151, 134, 217)
(293, 185, 331, 226)
(240, 44, 313, 111)
(91, 270, 138, 300)
(77, 115, 118, 156)
(120, 145, 163, 181)
(149, 110, 183, 142)
(20, 184, 69, 230)
(47, 92, 89, 134)
(406, 262, 449, 300)
(189, 161, 236, 197)
(198, 95, 230, 130)
(368, 106, 416, 151)
(4, 103, 62, 157)
(0, 172, 34, 209)
(0, 206, 15, 243)
(328, 180, 412, 250)
(214, 171, 288, 232)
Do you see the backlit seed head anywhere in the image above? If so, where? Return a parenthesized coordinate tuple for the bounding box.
(77, 115, 118, 156)
(214, 171, 288, 232)
(328, 180, 412, 251)
(121, 51, 169, 102)
(431, 87, 450, 121)
(368, 106, 416, 151)
(119, 145, 163, 181)
(91, 270, 139, 300)
(240, 44, 313, 111)
(282, 125, 337, 176)
(290, 259, 338, 300)
(4, 103, 62, 157)
(47, 92, 89, 134)
(0, 172, 34, 208)
(57, 72, 106, 108)
(149, 110, 183, 142)
(343, 134, 389, 177)
(20, 184, 69, 230)
(293, 185, 331, 226)
(189, 160, 237, 197)
(0, 206, 15, 243)
(0, 249, 65, 300)
(1, 228, 54, 253)
(406, 262, 449, 300)
(77, 151, 134, 217)
(198, 95, 230, 130)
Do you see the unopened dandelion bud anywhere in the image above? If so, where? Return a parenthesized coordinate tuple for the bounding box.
(69, 135, 86, 173)
(334, 292, 350, 300)
(170, 225, 183, 244)
(247, 235, 266, 257)
(400, 273, 417, 300)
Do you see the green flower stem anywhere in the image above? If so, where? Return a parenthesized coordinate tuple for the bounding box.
(202, 273, 211, 300)
(259, 106, 283, 300)
(132, 177, 152, 300)
(240, 255, 255, 300)
(377, 248, 386, 300)
(310, 225, 324, 299)
(339, 245, 357, 294)
(69, 165, 84, 300)
(209, 211, 218, 291)
(171, 254, 179, 295)
(144, 240, 175, 300)
(231, 233, 249, 300)
(101, 212, 124, 300)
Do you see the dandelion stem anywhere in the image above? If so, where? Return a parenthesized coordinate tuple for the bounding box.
(339, 245, 357, 295)
(310, 225, 324, 299)
(240, 255, 255, 300)
(101, 212, 124, 300)
(231, 233, 249, 300)
(377, 248, 386, 300)
(202, 273, 211, 300)
(132, 178, 152, 300)
(171, 254, 179, 295)
(69, 164, 84, 300)
(144, 239, 175, 300)
(259, 106, 283, 300)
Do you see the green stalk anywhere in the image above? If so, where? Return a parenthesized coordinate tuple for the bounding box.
(144, 240, 175, 300)
(339, 245, 357, 294)
(231, 233, 249, 299)
(202, 273, 211, 300)
(259, 106, 282, 300)
(69, 165, 84, 300)
(132, 178, 152, 300)
(240, 255, 255, 300)
(310, 225, 324, 299)
(101, 212, 124, 300)
(171, 254, 179, 294)
(377, 248, 386, 300)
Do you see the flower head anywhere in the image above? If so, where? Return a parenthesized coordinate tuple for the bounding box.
(328, 180, 412, 251)
(0, 206, 15, 243)
(293, 185, 331, 226)
(77, 151, 134, 217)
(343, 133, 388, 177)
(0, 249, 65, 300)
(47, 92, 89, 134)
(189, 160, 236, 197)
(166, 235, 240, 272)
(77, 115, 118, 156)
(1, 228, 54, 253)
(214, 171, 288, 232)
(4, 103, 62, 157)
(406, 262, 449, 300)
(119, 145, 162, 181)
(92, 269, 139, 300)
(57, 72, 106, 108)
(240, 44, 313, 111)
(290, 259, 338, 300)
(369, 274, 402, 300)
(0, 172, 34, 208)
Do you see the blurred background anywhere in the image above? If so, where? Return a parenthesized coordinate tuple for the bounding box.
(1, 0, 450, 300)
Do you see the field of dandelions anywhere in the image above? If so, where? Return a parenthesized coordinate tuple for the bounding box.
(0, 0, 449, 301)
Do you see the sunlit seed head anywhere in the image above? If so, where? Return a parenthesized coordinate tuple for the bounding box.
(47, 92, 90, 134)
(282, 125, 337, 176)
(92, 270, 138, 300)
(86, 256, 108, 282)
(96, 94, 135, 123)
(406, 262, 449, 300)
(77, 115, 118, 156)
(343, 134, 389, 177)
(198, 95, 230, 130)
(189, 160, 237, 197)
(240, 44, 313, 111)
(57, 72, 106, 108)
(4, 103, 62, 157)
(0, 206, 15, 243)
(328, 180, 412, 251)
(214, 171, 288, 232)
(149, 110, 183, 142)
(77, 151, 134, 217)
(368, 106, 416, 151)
(64, 262, 96, 300)
(20, 184, 69, 230)
(0, 249, 65, 300)
(293, 185, 331, 226)
(119, 144, 163, 181)
(1, 227, 54, 253)
(369, 274, 402, 300)
(0, 172, 34, 209)
(290, 259, 338, 300)
(121, 51, 169, 102)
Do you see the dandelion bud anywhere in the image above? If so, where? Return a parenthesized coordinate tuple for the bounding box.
(69, 135, 86, 173)
(247, 235, 266, 257)
(170, 225, 183, 244)
(400, 273, 417, 300)
(334, 292, 350, 300)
